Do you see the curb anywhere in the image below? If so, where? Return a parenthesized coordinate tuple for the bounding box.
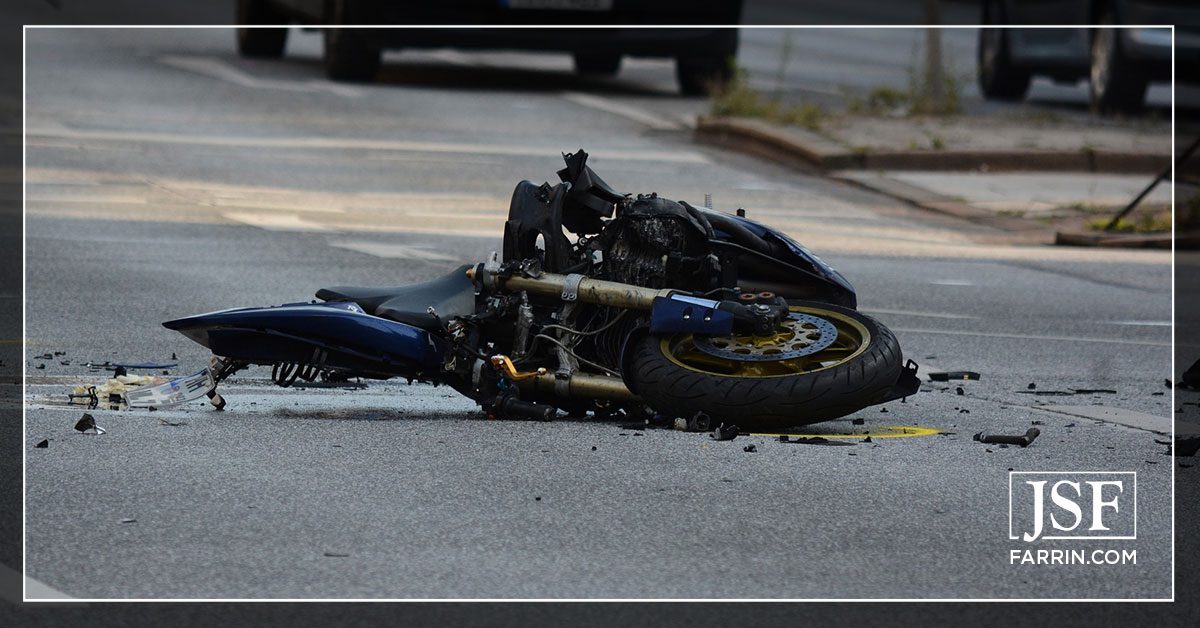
(694, 116, 1171, 175)
(1053, 231, 1177, 249)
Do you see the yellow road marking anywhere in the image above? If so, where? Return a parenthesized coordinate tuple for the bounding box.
(749, 425, 942, 439)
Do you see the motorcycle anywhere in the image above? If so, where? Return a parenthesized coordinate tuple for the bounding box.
(164, 150, 919, 428)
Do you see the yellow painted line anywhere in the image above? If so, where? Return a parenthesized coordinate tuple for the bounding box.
(749, 425, 943, 440)
(0, 339, 23, 345)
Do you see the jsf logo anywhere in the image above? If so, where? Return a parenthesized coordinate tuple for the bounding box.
(1009, 472, 1136, 542)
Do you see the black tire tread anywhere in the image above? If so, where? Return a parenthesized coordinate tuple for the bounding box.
(628, 301, 903, 428)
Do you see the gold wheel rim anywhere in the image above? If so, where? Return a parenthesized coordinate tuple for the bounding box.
(661, 305, 871, 378)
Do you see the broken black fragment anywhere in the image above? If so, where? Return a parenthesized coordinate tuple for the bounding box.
(928, 371, 981, 382)
(323, 552, 349, 557)
(743, 444, 757, 453)
(862, 436, 872, 443)
(711, 423, 739, 441)
(74, 413, 96, 433)
(973, 428, 1040, 448)
(851, 418, 865, 425)
(34, 439, 48, 448)
(955, 387, 964, 396)
(1073, 389, 1116, 395)
(1027, 382, 1036, 390)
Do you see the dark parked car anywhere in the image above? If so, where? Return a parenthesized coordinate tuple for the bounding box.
(977, 0, 1199, 112)
(235, 0, 743, 95)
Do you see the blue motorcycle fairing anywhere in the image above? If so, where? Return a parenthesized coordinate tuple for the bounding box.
(162, 301, 444, 375)
(718, 212, 856, 303)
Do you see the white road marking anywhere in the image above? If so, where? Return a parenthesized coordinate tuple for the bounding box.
(25, 127, 711, 164)
(928, 279, 976, 286)
(893, 327, 1170, 348)
(860, 308, 977, 320)
(1037, 405, 1170, 433)
(221, 211, 333, 232)
(1108, 320, 1172, 327)
(158, 55, 362, 98)
(328, 240, 461, 262)
(559, 91, 684, 131)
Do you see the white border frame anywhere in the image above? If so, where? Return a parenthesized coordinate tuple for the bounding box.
(20, 22, 1177, 603)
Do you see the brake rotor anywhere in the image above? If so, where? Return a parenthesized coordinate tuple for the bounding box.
(693, 312, 838, 362)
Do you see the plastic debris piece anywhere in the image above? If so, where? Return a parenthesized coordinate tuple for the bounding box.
(591, 446, 597, 451)
(851, 418, 865, 425)
(323, 552, 349, 557)
(74, 413, 99, 433)
(862, 436, 872, 443)
(973, 428, 1040, 448)
(779, 436, 855, 446)
(880, 407, 889, 413)
(120, 518, 136, 524)
(158, 419, 187, 427)
(955, 387, 964, 396)
(711, 423, 739, 441)
(743, 444, 757, 453)
(1027, 383, 1036, 390)
(928, 371, 980, 382)
(35, 364, 45, 370)
(34, 439, 48, 448)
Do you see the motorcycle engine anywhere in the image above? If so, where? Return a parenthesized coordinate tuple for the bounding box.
(599, 194, 717, 291)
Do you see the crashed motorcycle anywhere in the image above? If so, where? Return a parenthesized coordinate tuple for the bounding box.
(164, 151, 919, 428)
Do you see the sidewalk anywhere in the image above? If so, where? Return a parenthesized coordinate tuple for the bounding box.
(695, 112, 1181, 246)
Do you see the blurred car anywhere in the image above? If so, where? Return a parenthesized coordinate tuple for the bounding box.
(235, 0, 743, 95)
(977, 0, 1200, 112)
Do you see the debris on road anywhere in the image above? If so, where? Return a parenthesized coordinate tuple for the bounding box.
(852, 418, 865, 425)
(928, 371, 980, 382)
(955, 387, 964, 395)
(1165, 379, 1173, 389)
(158, 419, 188, 427)
(711, 423, 740, 441)
(778, 435, 855, 446)
(74, 413, 106, 435)
(743, 444, 757, 452)
(973, 428, 1041, 448)
(34, 439, 48, 448)
(120, 518, 136, 524)
(323, 552, 349, 557)
(1027, 382, 1036, 390)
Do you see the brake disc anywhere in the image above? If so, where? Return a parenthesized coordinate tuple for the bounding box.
(693, 312, 838, 362)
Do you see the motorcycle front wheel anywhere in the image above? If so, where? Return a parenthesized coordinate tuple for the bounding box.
(627, 301, 903, 428)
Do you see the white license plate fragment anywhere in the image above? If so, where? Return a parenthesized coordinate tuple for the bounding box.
(125, 368, 214, 408)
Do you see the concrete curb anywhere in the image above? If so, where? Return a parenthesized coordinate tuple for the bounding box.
(694, 116, 1171, 175)
(1053, 231, 1177, 249)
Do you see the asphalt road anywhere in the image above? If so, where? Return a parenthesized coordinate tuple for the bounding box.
(21, 27, 1178, 601)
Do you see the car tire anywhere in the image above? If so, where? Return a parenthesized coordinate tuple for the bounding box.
(977, 26, 1030, 100)
(236, 0, 288, 58)
(1090, 22, 1147, 114)
(573, 53, 622, 77)
(323, 0, 381, 82)
(675, 55, 732, 96)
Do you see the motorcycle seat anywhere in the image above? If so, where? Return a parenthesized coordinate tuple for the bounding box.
(315, 264, 475, 330)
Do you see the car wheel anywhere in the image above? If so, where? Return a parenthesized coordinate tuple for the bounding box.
(675, 56, 732, 96)
(236, 0, 288, 58)
(573, 53, 622, 77)
(977, 2, 1030, 101)
(1090, 21, 1147, 114)
(323, 0, 381, 82)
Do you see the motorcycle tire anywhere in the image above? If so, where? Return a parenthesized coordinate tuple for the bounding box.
(627, 301, 903, 428)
